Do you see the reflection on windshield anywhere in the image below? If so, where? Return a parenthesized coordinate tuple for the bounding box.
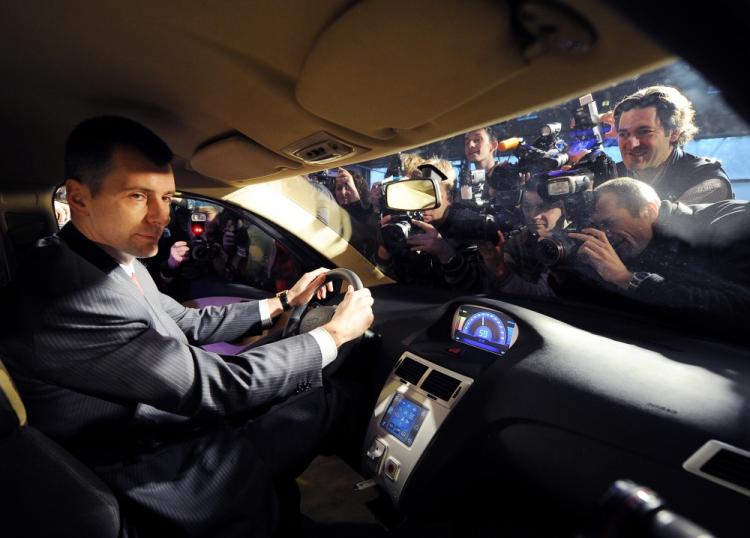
(295, 61, 750, 338)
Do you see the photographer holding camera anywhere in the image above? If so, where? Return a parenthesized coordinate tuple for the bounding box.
(481, 176, 566, 296)
(374, 154, 484, 289)
(517, 177, 750, 334)
(463, 127, 500, 202)
(148, 203, 272, 301)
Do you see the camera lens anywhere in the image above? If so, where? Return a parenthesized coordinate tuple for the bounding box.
(536, 237, 565, 265)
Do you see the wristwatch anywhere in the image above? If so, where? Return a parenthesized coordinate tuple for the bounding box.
(627, 271, 652, 291)
(277, 290, 292, 311)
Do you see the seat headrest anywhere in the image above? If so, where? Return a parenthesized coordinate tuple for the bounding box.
(0, 359, 27, 433)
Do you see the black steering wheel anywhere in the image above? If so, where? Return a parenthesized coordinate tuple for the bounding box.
(281, 268, 364, 339)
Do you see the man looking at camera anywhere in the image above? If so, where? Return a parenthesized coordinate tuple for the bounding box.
(614, 85, 733, 203)
(1, 116, 374, 537)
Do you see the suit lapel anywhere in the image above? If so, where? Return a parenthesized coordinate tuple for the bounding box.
(58, 224, 182, 339)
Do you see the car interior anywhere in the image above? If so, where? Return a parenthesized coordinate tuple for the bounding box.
(1, 1, 750, 537)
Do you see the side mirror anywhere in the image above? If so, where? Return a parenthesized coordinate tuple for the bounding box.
(383, 178, 441, 211)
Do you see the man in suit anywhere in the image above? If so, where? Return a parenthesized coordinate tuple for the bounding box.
(2, 116, 374, 537)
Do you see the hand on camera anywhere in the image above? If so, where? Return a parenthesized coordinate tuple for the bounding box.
(407, 219, 455, 263)
(168, 241, 190, 269)
(567, 228, 631, 289)
(479, 231, 509, 279)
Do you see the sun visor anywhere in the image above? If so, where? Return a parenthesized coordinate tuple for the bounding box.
(191, 134, 302, 181)
(296, 0, 524, 135)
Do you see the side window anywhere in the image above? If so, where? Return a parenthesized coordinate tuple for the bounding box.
(53, 186, 70, 229)
(145, 195, 303, 302)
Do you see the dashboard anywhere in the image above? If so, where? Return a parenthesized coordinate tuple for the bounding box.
(361, 285, 750, 537)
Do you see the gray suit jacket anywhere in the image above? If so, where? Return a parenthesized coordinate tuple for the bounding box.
(1, 223, 325, 536)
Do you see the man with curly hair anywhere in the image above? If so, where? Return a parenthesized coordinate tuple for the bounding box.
(614, 85, 733, 204)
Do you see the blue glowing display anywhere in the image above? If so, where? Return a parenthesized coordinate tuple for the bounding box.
(380, 393, 428, 447)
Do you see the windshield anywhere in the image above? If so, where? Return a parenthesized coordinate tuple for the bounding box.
(232, 60, 750, 340)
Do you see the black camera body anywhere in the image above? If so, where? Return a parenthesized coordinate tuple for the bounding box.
(309, 170, 337, 193)
(534, 173, 597, 265)
(189, 211, 222, 262)
(381, 210, 424, 258)
(489, 123, 569, 194)
(449, 203, 524, 244)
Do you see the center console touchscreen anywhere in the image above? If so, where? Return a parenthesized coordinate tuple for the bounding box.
(380, 393, 428, 447)
(451, 304, 518, 356)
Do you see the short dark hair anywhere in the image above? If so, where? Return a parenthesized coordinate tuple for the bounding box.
(613, 86, 698, 146)
(465, 126, 498, 144)
(64, 116, 173, 195)
(595, 177, 660, 217)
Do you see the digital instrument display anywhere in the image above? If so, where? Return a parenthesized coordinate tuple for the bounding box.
(380, 393, 428, 447)
(451, 304, 517, 355)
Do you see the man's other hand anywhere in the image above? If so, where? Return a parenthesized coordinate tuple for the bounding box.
(168, 241, 190, 269)
(287, 268, 334, 307)
(323, 286, 374, 347)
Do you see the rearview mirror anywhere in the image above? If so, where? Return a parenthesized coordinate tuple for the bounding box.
(383, 178, 441, 211)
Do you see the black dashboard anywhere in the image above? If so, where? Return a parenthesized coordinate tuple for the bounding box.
(364, 283, 750, 537)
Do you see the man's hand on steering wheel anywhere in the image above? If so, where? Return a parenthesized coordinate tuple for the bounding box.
(322, 286, 374, 347)
(286, 267, 335, 308)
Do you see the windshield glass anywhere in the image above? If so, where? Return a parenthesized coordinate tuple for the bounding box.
(233, 60, 750, 339)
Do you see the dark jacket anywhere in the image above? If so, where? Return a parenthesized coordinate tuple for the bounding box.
(1, 223, 325, 537)
(548, 200, 750, 338)
(375, 206, 485, 291)
(625, 200, 750, 316)
(616, 147, 732, 203)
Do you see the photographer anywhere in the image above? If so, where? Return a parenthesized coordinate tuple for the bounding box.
(334, 167, 374, 224)
(613, 85, 733, 203)
(463, 127, 500, 201)
(147, 203, 272, 301)
(375, 154, 484, 289)
(481, 176, 565, 297)
(566, 177, 750, 313)
(523, 177, 750, 337)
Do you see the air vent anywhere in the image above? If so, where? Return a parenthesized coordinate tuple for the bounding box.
(701, 449, 750, 491)
(684, 440, 750, 497)
(394, 357, 428, 385)
(420, 370, 461, 401)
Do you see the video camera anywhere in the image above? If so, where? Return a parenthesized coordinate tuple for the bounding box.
(189, 211, 222, 262)
(308, 169, 337, 193)
(488, 122, 569, 193)
(448, 125, 566, 245)
(458, 166, 487, 205)
(380, 164, 445, 258)
(448, 164, 526, 245)
(532, 173, 598, 265)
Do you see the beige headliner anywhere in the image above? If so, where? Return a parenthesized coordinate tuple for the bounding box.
(0, 1, 670, 194)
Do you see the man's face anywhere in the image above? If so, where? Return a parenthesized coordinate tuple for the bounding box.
(521, 191, 562, 237)
(617, 106, 677, 173)
(591, 191, 655, 260)
(422, 181, 452, 225)
(464, 130, 496, 166)
(70, 146, 174, 261)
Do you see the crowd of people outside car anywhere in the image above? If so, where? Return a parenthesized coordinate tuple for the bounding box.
(309, 83, 749, 336)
